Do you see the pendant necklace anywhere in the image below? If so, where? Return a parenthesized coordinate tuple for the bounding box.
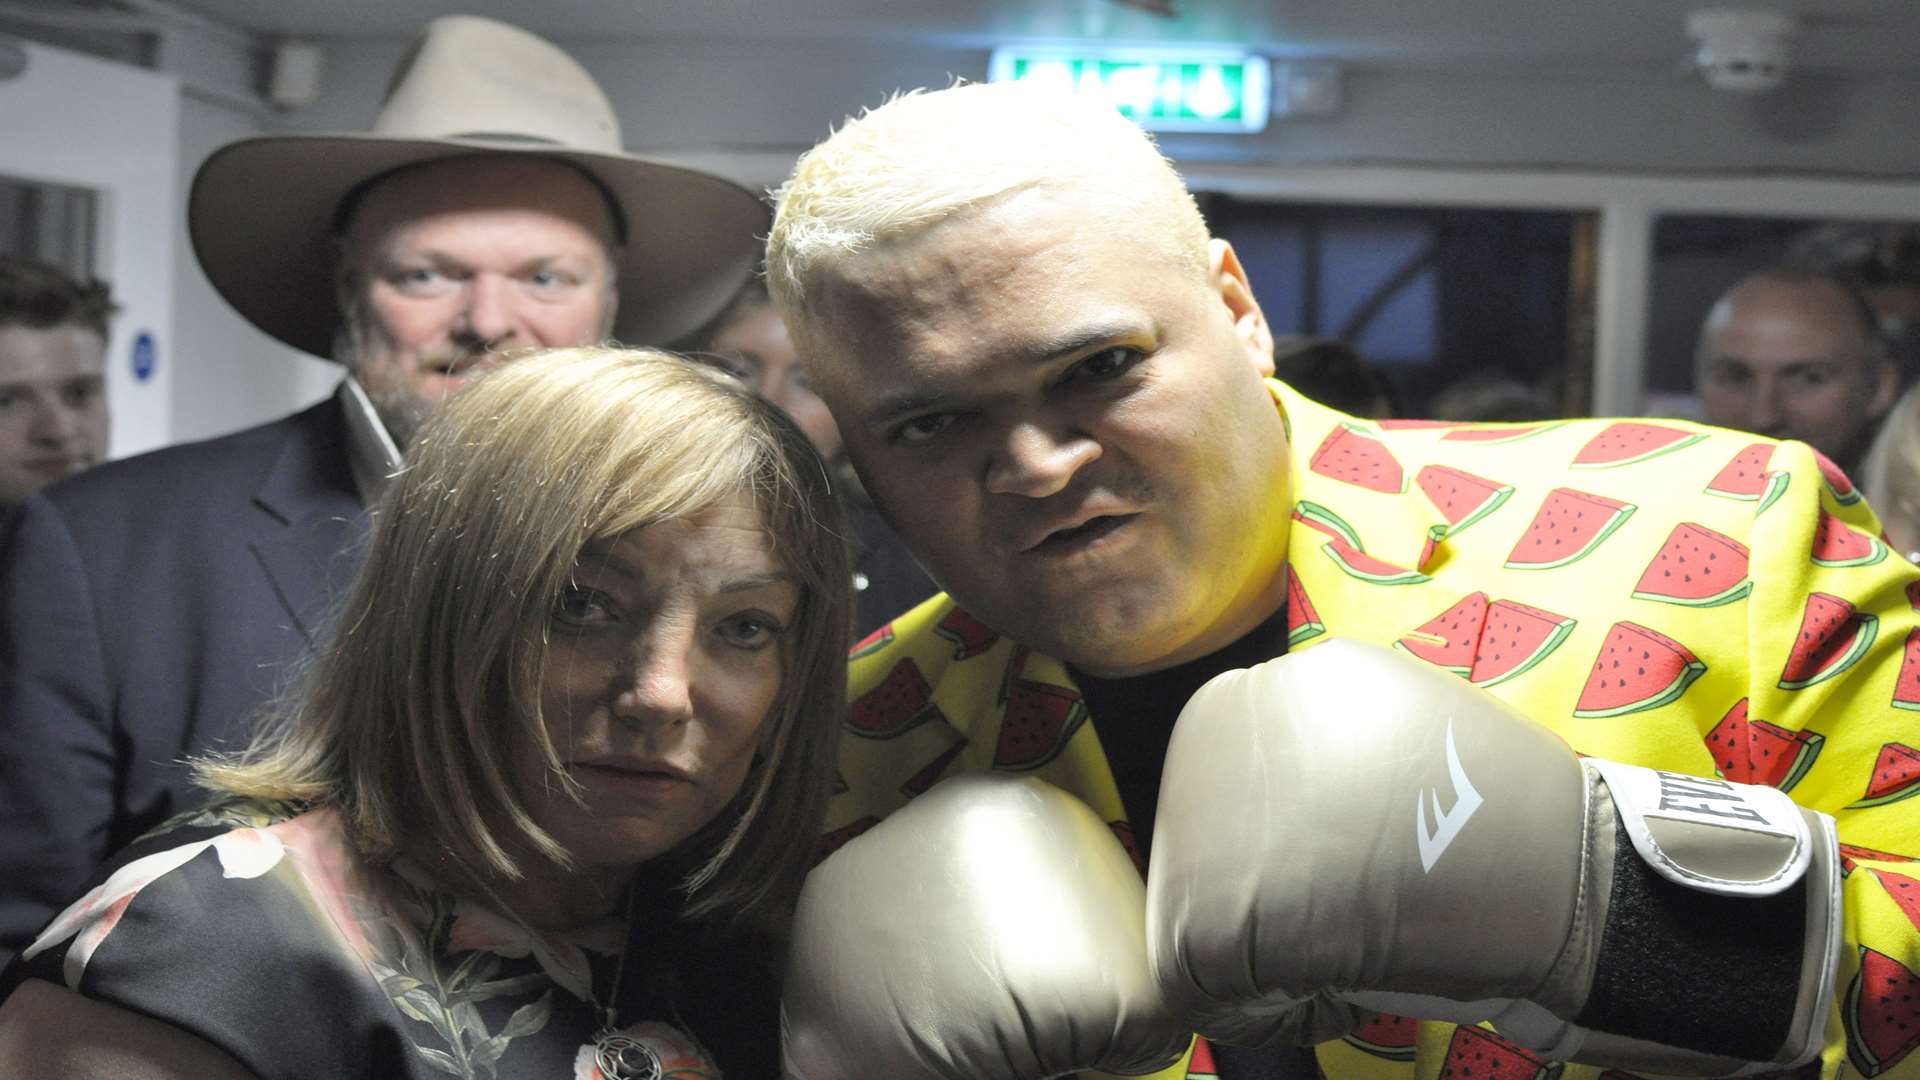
(590, 883, 662, 1080)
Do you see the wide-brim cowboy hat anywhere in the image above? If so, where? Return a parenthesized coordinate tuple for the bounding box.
(189, 14, 767, 358)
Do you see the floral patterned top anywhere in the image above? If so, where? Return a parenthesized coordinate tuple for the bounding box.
(1, 798, 779, 1079)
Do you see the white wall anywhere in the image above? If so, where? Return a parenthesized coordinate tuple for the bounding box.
(267, 36, 1920, 187)
(146, 29, 1920, 435)
(171, 94, 338, 443)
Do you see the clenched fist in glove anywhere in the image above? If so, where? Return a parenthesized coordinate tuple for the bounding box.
(1148, 639, 1839, 1075)
(782, 773, 1190, 1080)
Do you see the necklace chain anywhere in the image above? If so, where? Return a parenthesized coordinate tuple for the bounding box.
(590, 883, 659, 1080)
(444, 863, 654, 1079)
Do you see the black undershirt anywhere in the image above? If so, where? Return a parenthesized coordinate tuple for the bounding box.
(1069, 607, 1317, 1080)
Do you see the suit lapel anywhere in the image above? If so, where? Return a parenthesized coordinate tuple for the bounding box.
(248, 396, 369, 642)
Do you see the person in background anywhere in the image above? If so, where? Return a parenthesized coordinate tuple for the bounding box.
(766, 81, 1915, 1080)
(1271, 335, 1398, 419)
(0, 347, 850, 1079)
(0, 15, 766, 963)
(684, 278, 936, 635)
(689, 278, 843, 461)
(1695, 268, 1898, 475)
(0, 255, 114, 506)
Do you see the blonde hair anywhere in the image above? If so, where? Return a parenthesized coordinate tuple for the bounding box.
(766, 81, 1211, 319)
(199, 347, 850, 923)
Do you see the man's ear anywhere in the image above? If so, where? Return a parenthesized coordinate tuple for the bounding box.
(1209, 238, 1275, 377)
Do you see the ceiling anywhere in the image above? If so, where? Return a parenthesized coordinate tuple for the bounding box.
(160, 0, 1920, 75)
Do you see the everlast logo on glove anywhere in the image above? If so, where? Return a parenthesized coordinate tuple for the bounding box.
(1591, 758, 1813, 896)
(1654, 770, 1771, 825)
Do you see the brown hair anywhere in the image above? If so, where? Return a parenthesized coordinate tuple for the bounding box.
(0, 255, 117, 339)
(199, 347, 850, 923)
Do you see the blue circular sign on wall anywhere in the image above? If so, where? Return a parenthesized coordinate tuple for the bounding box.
(131, 331, 156, 381)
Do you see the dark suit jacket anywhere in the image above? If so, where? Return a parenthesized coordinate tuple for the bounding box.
(0, 395, 367, 958)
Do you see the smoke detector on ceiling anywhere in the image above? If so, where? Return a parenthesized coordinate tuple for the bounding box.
(1687, 9, 1796, 93)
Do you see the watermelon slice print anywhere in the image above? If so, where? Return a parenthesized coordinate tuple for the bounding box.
(1871, 868, 1920, 934)
(1438, 1025, 1563, 1080)
(1343, 1013, 1417, 1061)
(1293, 500, 1364, 548)
(1812, 510, 1889, 568)
(1908, 580, 1920, 612)
(1754, 471, 1791, 515)
(899, 739, 968, 799)
(1571, 421, 1707, 469)
(1185, 1036, 1219, 1079)
(1843, 843, 1919, 877)
(1631, 523, 1752, 607)
(849, 622, 894, 660)
(1704, 441, 1790, 514)
(1846, 946, 1920, 1076)
(934, 607, 1000, 659)
(1286, 564, 1325, 647)
(1470, 599, 1575, 688)
(1396, 592, 1489, 676)
(1851, 743, 1920, 809)
(1780, 592, 1878, 691)
(1417, 523, 1447, 572)
(1309, 424, 1407, 493)
(1815, 446, 1865, 506)
(1417, 465, 1514, 539)
(1895, 628, 1920, 712)
(1323, 540, 1430, 586)
(994, 680, 1088, 771)
(848, 658, 939, 738)
(1703, 697, 1823, 791)
(1573, 621, 1706, 719)
(1441, 423, 1563, 445)
(1505, 488, 1636, 570)
(1705, 442, 1775, 498)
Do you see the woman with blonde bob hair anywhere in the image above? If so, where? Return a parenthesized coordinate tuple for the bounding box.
(0, 347, 850, 1079)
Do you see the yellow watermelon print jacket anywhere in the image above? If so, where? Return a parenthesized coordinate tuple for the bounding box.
(832, 379, 1920, 1080)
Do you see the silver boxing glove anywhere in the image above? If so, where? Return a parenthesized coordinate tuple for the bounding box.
(1148, 639, 1838, 1075)
(784, 773, 1189, 1080)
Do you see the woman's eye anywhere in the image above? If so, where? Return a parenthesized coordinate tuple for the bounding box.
(717, 613, 783, 651)
(553, 584, 614, 626)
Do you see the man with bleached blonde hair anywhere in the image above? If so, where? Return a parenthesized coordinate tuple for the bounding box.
(770, 85, 1211, 312)
(770, 81, 1917, 1080)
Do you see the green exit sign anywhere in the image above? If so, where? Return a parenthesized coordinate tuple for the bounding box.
(988, 47, 1271, 133)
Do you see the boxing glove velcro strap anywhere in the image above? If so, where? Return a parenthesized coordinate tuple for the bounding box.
(1588, 759, 1811, 896)
(1569, 759, 1837, 1069)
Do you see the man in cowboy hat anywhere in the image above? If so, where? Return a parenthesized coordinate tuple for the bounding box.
(0, 15, 765, 957)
